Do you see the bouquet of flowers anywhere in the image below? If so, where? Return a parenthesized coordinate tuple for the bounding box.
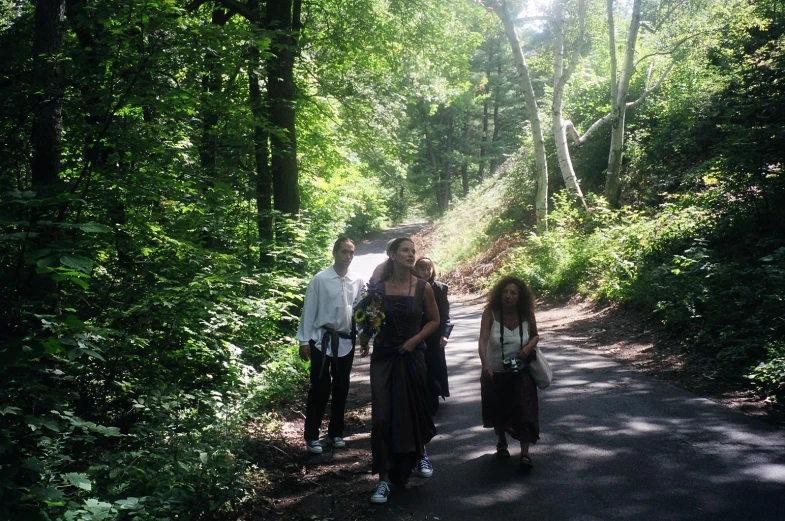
(353, 281, 385, 337)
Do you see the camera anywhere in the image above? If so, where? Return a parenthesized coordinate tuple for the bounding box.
(503, 357, 522, 373)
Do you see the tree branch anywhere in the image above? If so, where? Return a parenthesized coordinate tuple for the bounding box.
(557, 0, 586, 93)
(634, 29, 713, 68)
(627, 61, 673, 109)
(566, 112, 613, 146)
(215, 0, 258, 22)
(185, 0, 211, 12)
(654, 0, 689, 31)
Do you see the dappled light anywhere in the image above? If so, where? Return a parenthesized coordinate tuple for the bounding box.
(351, 296, 785, 520)
(2, 0, 784, 518)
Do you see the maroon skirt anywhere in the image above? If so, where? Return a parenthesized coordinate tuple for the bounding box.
(480, 368, 539, 443)
(371, 348, 436, 484)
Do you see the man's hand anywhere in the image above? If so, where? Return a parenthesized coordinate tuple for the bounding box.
(360, 344, 370, 357)
(299, 343, 311, 361)
(440, 336, 448, 348)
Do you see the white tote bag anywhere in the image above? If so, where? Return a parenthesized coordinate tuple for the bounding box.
(528, 347, 553, 389)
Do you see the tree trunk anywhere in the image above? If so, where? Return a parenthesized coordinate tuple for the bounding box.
(30, 0, 66, 188)
(460, 119, 470, 196)
(441, 107, 454, 211)
(199, 8, 230, 179)
(489, 0, 548, 228)
(461, 162, 469, 196)
(423, 113, 444, 215)
(478, 95, 489, 180)
(605, 0, 642, 208)
(267, 0, 301, 218)
(551, 0, 588, 209)
(489, 55, 502, 175)
(248, 44, 273, 264)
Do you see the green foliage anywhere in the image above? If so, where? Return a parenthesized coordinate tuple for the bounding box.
(425, 165, 515, 272)
(498, 173, 785, 399)
(749, 342, 785, 404)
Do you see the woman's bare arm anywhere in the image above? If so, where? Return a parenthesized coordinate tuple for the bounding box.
(478, 308, 494, 379)
(401, 280, 440, 353)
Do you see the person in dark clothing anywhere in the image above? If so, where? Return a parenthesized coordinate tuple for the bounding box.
(414, 257, 451, 414)
(357, 238, 439, 504)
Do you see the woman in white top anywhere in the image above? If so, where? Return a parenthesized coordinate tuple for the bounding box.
(478, 275, 540, 471)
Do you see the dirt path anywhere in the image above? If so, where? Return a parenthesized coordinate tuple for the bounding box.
(236, 226, 783, 521)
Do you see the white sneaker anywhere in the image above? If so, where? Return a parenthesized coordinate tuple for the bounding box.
(331, 436, 346, 448)
(306, 440, 322, 454)
(370, 481, 391, 503)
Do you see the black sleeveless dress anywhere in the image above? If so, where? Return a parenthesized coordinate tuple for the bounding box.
(370, 278, 437, 484)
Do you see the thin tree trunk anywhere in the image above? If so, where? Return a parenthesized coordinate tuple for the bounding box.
(489, 55, 503, 175)
(605, 0, 642, 208)
(551, 0, 588, 209)
(199, 8, 229, 178)
(478, 95, 489, 180)
(30, 0, 66, 188)
(489, 0, 548, 228)
(442, 107, 454, 211)
(423, 113, 443, 214)
(249, 44, 273, 264)
(460, 119, 470, 196)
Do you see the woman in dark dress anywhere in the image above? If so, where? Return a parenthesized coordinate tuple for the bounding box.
(414, 257, 451, 415)
(477, 276, 540, 471)
(358, 238, 440, 503)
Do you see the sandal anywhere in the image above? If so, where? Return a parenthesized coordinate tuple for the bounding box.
(519, 454, 533, 471)
(496, 443, 510, 458)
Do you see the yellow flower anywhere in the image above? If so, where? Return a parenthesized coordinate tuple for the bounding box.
(354, 309, 366, 323)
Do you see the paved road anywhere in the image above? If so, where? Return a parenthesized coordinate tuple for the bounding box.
(350, 227, 785, 521)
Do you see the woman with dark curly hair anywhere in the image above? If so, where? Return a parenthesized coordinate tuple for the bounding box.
(478, 275, 541, 471)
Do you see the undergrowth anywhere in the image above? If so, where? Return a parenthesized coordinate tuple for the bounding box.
(428, 163, 785, 407)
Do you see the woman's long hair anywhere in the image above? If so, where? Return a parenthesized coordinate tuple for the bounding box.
(486, 276, 535, 350)
(380, 237, 414, 282)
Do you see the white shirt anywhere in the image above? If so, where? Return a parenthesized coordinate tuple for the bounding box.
(486, 319, 530, 373)
(295, 265, 364, 357)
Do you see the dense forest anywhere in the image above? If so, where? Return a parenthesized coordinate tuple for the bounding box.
(1, 0, 783, 519)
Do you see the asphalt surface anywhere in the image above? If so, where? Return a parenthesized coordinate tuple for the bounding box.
(349, 226, 785, 521)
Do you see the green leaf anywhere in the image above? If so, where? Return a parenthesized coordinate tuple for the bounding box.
(75, 222, 113, 233)
(1, 406, 22, 416)
(82, 349, 106, 362)
(115, 497, 142, 510)
(70, 277, 89, 290)
(60, 255, 93, 273)
(29, 485, 66, 504)
(84, 498, 113, 518)
(63, 472, 92, 491)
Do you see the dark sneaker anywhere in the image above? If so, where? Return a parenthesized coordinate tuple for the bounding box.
(416, 455, 433, 478)
(370, 481, 391, 503)
(306, 440, 323, 454)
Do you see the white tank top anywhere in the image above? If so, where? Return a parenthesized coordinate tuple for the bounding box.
(486, 318, 529, 373)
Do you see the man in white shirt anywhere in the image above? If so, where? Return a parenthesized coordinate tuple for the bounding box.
(296, 237, 365, 454)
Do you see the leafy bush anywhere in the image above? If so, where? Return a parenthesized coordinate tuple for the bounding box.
(749, 342, 785, 404)
(0, 190, 329, 521)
